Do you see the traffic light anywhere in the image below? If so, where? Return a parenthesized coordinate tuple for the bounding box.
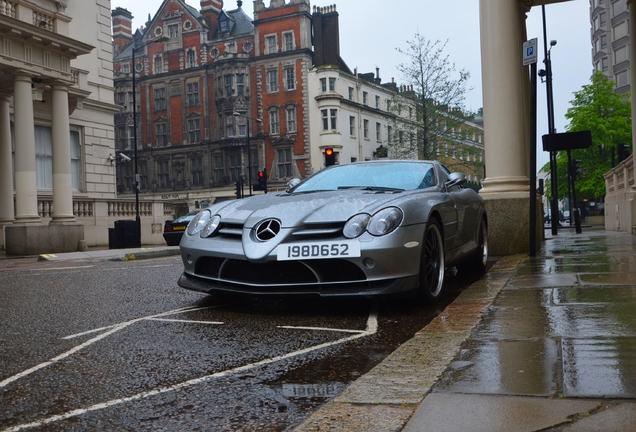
(254, 169, 267, 193)
(325, 148, 336, 166)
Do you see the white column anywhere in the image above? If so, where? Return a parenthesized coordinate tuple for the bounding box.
(0, 94, 15, 224)
(479, 0, 529, 195)
(13, 73, 41, 223)
(50, 83, 76, 223)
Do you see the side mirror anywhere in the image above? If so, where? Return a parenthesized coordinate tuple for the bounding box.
(286, 178, 301, 191)
(446, 172, 466, 189)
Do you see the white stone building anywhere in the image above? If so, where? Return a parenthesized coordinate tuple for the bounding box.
(0, 0, 124, 254)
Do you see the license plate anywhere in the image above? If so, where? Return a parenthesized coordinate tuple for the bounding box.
(278, 240, 361, 261)
(172, 226, 186, 231)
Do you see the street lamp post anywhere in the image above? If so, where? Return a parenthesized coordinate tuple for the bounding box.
(540, 6, 559, 236)
(131, 36, 168, 246)
(233, 112, 262, 196)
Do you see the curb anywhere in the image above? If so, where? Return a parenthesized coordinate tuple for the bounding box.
(293, 254, 524, 432)
(109, 248, 181, 261)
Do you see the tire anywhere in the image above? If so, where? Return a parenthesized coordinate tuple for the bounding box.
(460, 217, 488, 273)
(418, 218, 445, 302)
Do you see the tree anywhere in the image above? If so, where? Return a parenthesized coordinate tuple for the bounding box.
(541, 71, 631, 201)
(389, 33, 476, 170)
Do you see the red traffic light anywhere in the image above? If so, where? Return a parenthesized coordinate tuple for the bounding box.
(325, 148, 334, 157)
(258, 171, 264, 178)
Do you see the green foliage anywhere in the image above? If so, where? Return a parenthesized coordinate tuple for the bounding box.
(543, 71, 631, 200)
(389, 33, 472, 164)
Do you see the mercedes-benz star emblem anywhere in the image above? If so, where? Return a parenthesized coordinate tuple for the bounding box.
(255, 219, 281, 241)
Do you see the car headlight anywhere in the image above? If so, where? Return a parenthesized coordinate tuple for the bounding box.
(343, 214, 370, 239)
(186, 210, 211, 236)
(367, 207, 403, 236)
(200, 215, 221, 238)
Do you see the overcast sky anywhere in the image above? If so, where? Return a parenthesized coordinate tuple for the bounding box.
(110, 0, 592, 169)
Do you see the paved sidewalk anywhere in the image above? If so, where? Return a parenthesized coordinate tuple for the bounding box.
(295, 227, 636, 431)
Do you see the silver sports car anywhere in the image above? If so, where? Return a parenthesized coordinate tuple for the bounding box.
(178, 160, 487, 301)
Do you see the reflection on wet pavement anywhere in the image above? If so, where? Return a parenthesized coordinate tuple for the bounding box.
(435, 228, 636, 399)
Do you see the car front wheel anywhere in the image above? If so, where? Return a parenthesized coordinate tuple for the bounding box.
(418, 218, 445, 302)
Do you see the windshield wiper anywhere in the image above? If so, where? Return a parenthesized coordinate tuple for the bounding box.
(337, 186, 404, 192)
(286, 189, 333, 195)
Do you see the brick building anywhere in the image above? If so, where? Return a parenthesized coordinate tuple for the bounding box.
(112, 0, 485, 218)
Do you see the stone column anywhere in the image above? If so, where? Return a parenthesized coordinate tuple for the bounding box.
(50, 83, 76, 223)
(479, 0, 529, 193)
(478, 0, 531, 254)
(12, 73, 41, 224)
(0, 94, 15, 225)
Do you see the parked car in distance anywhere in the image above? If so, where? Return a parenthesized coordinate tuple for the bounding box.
(178, 160, 488, 302)
(163, 211, 199, 246)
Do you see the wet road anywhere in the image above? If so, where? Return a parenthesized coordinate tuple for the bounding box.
(0, 255, 481, 431)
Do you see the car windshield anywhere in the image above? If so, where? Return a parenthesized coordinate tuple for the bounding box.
(292, 162, 436, 193)
(174, 212, 198, 223)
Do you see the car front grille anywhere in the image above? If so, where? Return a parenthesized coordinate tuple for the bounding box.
(194, 257, 366, 285)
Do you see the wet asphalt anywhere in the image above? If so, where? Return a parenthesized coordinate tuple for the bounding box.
(2, 227, 636, 431)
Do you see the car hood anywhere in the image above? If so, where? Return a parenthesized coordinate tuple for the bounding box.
(207, 190, 417, 229)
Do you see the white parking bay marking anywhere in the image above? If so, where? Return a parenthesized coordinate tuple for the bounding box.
(147, 318, 224, 325)
(2, 306, 378, 432)
(0, 306, 217, 387)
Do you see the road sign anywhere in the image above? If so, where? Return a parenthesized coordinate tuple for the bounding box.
(523, 38, 538, 66)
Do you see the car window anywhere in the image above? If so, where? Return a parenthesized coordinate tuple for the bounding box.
(293, 162, 435, 192)
(174, 212, 197, 223)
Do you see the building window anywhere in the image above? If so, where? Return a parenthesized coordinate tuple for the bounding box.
(154, 55, 163, 74)
(155, 123, 167, 147)
(168, 23, 179, 39)
(236, 74, 245, 96)
(219, 18, 229, 33)
(213, 155, 224, 184)
(188, 118, 201, 143)
(121, 63, 130, 74)
(616, 70, 629, 87)
(321, 109, 337, 131)
(236, 114, 246, 137)
(277, 148, 292, 178)
(286, 106, 296, 133)
(154, 87, 166, 110)
(387, 125, 392, 144)
(225, 115, 234, 137)
(320, 78, 327, 92)
(70, 131, 81, 190)
(267, 69, 278, 93)
(614, 45, 628, 64)
(348, 87, 354, 100)
(329, 77, 336, 91)
(186, 49, 196, 68)
(375, 95, 380, 109)
(158, 160, 170, 188)
(363, 91, 368, 105)
(363, 119, 369, 139)
(225, 75, 233, 97)
(191, 157, 203, 186)
(349, 116, 356, 136)
(187, 82, 200, 105)
(269, 109, 280, 135)
(284, 67, 295, 90)
(139, 160, 147, 190)
(229, 153, 241, 182)
(376, 122, 381, 141)
(283, 32, 294, 51)
(614, 21, 628, 39)
(265, 35, 277, 54)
